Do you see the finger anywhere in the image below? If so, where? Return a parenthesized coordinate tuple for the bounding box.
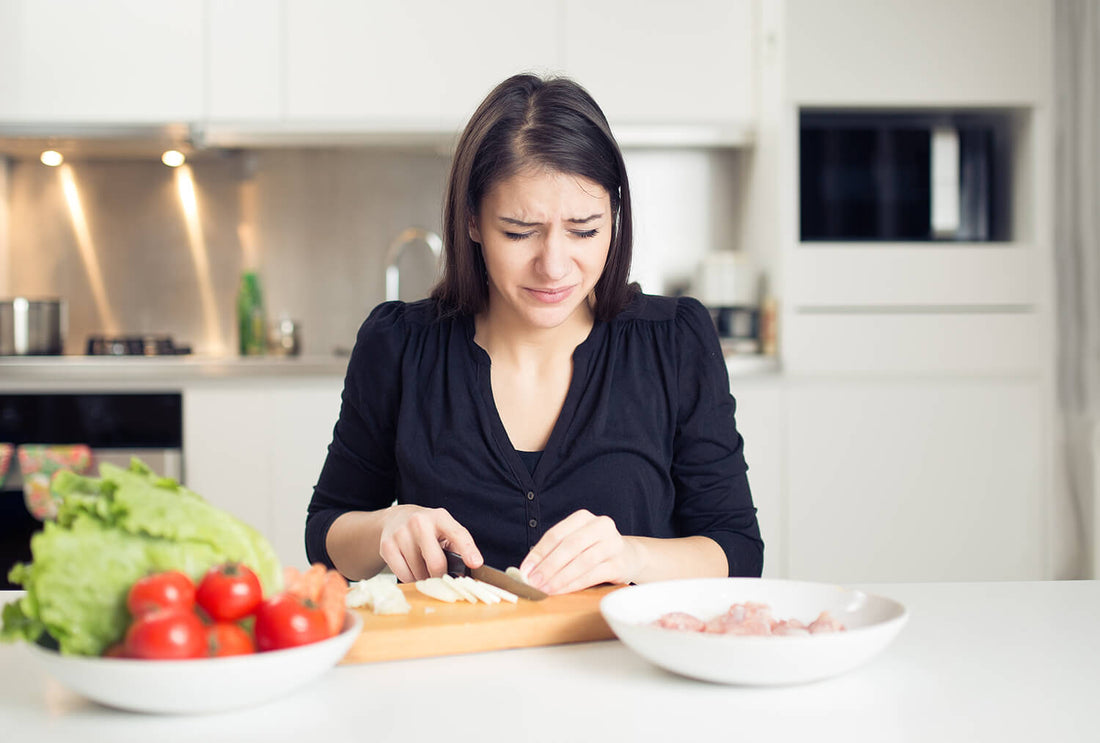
(521, 509, 593, 576)
(393, 529, 431, 581)
(545, 555, 615, 595)
(378, 538, 415, 584)
(543, 519, 629, 589)
(407, 512, 450, 577)
(433, 510, 483, 569)
(524, 512, 603, 589)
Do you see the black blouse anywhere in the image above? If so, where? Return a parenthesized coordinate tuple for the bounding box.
(306, 293, 763, 577)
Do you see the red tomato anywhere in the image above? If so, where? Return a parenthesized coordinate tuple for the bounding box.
(206, 622, 256, 657)
(125, 610, 207, 660)
(127, 570, 196, 619)
(253, 594, 330, 652)
(196, 563, 264, 622)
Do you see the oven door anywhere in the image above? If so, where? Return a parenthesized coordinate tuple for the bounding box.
(0, 392, 183, 590)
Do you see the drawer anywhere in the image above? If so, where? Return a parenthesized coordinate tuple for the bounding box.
(787, 244, 1037, 308)
(782, 311, 1043, 375)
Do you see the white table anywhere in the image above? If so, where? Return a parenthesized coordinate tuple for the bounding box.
(1, 581, 1097, 742)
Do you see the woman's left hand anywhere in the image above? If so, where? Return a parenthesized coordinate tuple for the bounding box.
(519, 509, 640, 595)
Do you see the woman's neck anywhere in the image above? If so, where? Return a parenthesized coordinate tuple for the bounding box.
(474, 303, 594, 368)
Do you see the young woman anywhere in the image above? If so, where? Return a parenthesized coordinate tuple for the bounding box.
(306, 74, 763, 594)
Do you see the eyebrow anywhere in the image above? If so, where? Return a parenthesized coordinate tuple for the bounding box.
(498, 213, 604, 227)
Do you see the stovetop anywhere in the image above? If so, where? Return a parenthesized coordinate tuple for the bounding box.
(85, 335, 192, 356)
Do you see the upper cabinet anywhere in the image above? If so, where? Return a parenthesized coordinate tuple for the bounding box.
(561, 0, 755, 131)
(785, 0, 1052, 106)
(0, 0, 203, 123)
(1, 0, 759, 143)
(207, 0, 282, 121)
(206, 0, 758, 145)
(283, 0, 558, 130)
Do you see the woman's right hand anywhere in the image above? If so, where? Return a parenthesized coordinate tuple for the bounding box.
(378, 504, 483, 583)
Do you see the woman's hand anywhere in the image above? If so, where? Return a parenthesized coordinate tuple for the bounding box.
(519, 509, 642, 595)
(378, 504, 483, 583)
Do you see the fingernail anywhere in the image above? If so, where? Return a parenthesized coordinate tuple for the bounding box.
(528, 571, 543, 588)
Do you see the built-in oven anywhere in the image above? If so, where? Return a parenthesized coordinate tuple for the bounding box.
(0, 393, 182, 589)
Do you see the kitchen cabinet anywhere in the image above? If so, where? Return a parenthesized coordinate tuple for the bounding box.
(0, 0, 203, 123)
(785, 0, 1052, 106)
(752, 0, 1059, 582)
(203, 0, 757, 144)
(784, 377, 1045, 583)
(283, 0, 558, 129)
(729, 378, 785, 578)
(206, 0, 282, 121)
(561, 0, 755, 131)
(183, 379, 343, 570)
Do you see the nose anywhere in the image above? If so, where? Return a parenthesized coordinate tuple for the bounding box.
(535, 231, 570, 282)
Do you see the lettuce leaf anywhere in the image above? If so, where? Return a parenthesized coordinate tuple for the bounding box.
(1, 459, 282, 656)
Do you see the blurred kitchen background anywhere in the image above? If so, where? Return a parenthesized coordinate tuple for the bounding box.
(2, 0, 1097, 587)
(2, 146, 746, 358)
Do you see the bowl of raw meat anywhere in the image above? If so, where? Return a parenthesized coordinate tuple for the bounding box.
(600, 578, 908, 686)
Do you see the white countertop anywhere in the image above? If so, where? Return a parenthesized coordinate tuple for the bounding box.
(0, 353, 780, 389)
(1, 580, 1097, 742)
(0, 355, 350, 387)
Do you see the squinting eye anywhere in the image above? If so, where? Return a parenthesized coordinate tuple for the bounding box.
(505, 231, 533, 241)
(573, 229, 599, 239)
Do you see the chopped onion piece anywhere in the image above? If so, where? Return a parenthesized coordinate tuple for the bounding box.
(415, 577, 460, 603)
(346, 572, 411, 614)
(505, 566, 531, 585)
(441, 573, 478, 603)
(460, 577, 501, 604)
(475, 581, 519, 604)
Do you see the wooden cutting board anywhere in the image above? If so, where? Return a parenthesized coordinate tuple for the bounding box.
(341, 582, 621, 664)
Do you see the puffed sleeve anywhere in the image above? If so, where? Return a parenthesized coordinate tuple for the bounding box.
(671, 297, 764, 576)
(305, 301, 409, 567)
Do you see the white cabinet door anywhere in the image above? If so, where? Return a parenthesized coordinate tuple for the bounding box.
(284, 0, 559, 128)
(0, 0, 203, 122)
(730, 378, 786, 578)
(785, 378, 1045, 583)
(207, 0, 282, 121)
(785, 0, 1052, 106)
(561, 0, 755, 126)
(267, 382, 344, 570)
(184, 380, 343, 570)
(183, 386, 273, 537)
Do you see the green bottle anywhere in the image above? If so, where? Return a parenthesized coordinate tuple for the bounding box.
(237, 271, 266, 356)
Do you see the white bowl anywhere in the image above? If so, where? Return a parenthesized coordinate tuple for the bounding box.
(600, 578, 907, 686)
(28, 610, 362, 714)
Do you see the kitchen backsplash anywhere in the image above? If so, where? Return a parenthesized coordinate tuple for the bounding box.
(1, 147, 743, 357)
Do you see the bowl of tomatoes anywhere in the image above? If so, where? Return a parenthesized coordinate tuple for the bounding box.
(25, 564, 362, 714)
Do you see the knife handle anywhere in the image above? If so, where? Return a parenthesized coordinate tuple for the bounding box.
(443, 549, 468, 577)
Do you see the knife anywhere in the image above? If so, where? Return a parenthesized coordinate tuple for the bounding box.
(443, 550, 548, 601)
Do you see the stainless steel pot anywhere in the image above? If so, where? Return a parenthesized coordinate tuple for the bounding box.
(0, 298, 66, 355)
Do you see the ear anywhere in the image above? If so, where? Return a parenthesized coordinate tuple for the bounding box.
(468, 216, 482, 244)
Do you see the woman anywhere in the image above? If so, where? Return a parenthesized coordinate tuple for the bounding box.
(306, 74, 763, 594)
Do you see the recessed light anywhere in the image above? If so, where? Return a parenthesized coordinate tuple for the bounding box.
(162, 150, 186, 168)
(40, 150, 64, 167)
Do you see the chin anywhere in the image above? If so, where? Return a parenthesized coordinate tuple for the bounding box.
(522, 302, 585, 330)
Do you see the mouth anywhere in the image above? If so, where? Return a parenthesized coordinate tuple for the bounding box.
(525, 285, 576, 304)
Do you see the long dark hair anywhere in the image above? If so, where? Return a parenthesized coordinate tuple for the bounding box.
(431, 73, 637, 321)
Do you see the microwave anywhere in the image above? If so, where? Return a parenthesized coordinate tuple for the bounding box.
(799, 110, 1013, 242)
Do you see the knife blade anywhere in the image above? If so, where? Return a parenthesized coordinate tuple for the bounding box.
(443, 550, 548, 601)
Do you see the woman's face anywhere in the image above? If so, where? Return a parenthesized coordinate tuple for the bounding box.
(471, 168, 612, 332)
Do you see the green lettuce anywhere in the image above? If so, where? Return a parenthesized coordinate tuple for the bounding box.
(1, 459, 282, 656)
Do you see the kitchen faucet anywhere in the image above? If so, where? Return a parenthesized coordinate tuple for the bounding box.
(384, 227, 443, 302)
